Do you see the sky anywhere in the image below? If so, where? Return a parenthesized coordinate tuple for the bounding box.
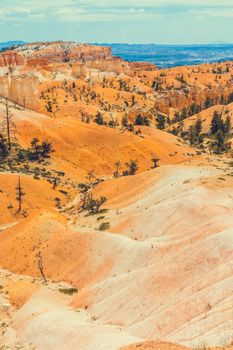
(0, 0, 233, 44)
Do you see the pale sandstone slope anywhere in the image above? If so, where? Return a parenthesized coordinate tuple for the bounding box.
(1, 162, 233, 349)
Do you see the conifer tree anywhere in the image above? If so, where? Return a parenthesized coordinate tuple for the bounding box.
(16, 175, 25, 213)
(224, 115, 231, 135)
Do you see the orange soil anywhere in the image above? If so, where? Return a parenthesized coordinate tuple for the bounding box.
(1, 42, 233, 350)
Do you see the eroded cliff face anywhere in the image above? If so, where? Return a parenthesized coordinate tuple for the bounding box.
(0, 42, 158, 114)
(154, 84, 233, 114)
(1, 41, 233, 121)
(0, 75, 40, 110)
(0, 51, 24, 67)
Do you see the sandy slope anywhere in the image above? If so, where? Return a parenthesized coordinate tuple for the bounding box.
(1, 159, 233, 349)
(0, 269, 140, 350)
(0, 99, 196, 183)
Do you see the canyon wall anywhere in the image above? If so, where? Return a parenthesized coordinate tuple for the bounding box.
(0, 75, 40, 110)
(0, 51, 24, 67)
(154, 86, 233, 114)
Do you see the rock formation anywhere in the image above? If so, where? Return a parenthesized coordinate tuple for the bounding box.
(0, 51, 24, 66)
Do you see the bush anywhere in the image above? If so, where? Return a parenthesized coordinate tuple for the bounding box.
(59, 287, 78, 295)
(85, 194, 107, 214)
(95, 112, 104, 125)
(99, 222, 110, 231)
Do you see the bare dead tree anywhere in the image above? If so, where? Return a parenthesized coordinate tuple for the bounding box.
(16, 175, 25, 213)
(1, 97, 18, 150)
(38, 251, 47, 283)
(81, 190, 88, 210)
(151, 157, 160, 169)
(86, 170, 95, 184)
(23, 97, 26, 110)
(113, 160, 121, 178)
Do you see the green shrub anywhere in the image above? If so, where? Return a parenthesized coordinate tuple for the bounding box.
(99, 222, 110, 231)
(59, 287, 78, 295)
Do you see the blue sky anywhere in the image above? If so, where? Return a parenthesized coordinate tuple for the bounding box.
(0, 0, 232, 44)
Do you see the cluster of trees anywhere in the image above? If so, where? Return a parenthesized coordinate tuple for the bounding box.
(156, 115, 166, 130)
(152, 80, 163, 92)
(113, 157, 159, 178)
(176, 75, 187, 85)
(17, 138, 53, 162)
(122, 160, 139, 176)
(171, 103, 202, 124)
(208, 111, 232, 154)
(187, 119, 203, 146)
(80, 191, 107, 214)
(94, 112, 119, 128)
(94, 112, 153, 130)
(200, 93, 233, 107)
(134, 115, 150, 126)
(121, 115, 141, 134)
(0, 99, 53, 163)
(177, 110, 232, 155)
(80, 157, 159, 215)
(210, 111, 231, 136)
(79, 171, 108, 214)
(0, 98, 57, 214)
(93, 112, 143, 137)
(95, 112, 105, 125)
(169, 93, 233, 127)
(212, 65, 230, 74)
(113, 159, 139, 178)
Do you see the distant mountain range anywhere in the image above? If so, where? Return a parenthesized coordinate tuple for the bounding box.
(94, 43, 233, 68)
(0, 41, 25, 51)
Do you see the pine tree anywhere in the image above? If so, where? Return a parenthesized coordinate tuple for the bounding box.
(125, 160, 139, 176)
(195, 118, 202, 135)
(143, 116, 151, 126)
(220, 95, 226, 105)
(86, 194, 107, 214)
(210, 111, 224, 135)
(188, 118, 203, 145)
(135, 115, 144, 125)
(121, 115, 128, 127)
(0, 134, 8, 159)
(228, 93, 233, 103)
(181, 107, 188, 120)
(46, 100, 53, 113)
(205, 96, 214, 109)
(224, 115, 231, 135)
(189, 103, 200, 116)
(41, 141, 53, 158)
(156, 115, 165, 130)
(215, 130, 225, 154)
(95, 112, 104, 125)
(16, 175, 25, 213)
